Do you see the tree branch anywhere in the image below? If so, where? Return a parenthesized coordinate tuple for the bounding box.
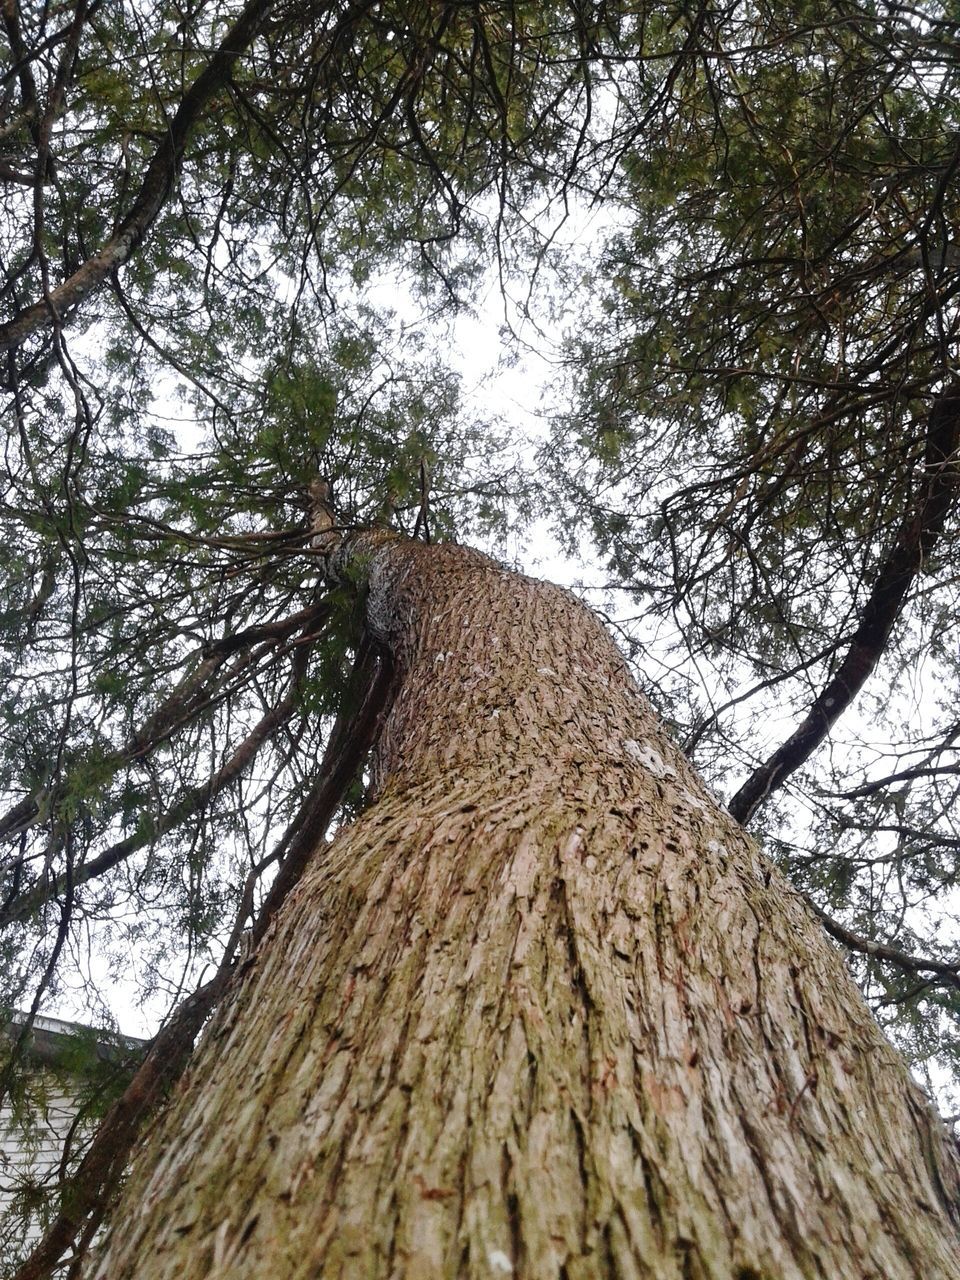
(10, 635, 394, 1280)
(10, 970, 226, 1280)
(0, 0, 276, 353)
(729, 384, 960, 825)
(809, 897, 960, 993)
(0, 602, 328, 856)
(0, 655, 303, 927)
(252, 635, 395, 946)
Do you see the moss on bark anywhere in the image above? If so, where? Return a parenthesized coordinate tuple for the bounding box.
(85, 540, 960, 1279)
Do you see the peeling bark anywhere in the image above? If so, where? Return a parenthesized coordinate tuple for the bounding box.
(84, 538, 960, 1279)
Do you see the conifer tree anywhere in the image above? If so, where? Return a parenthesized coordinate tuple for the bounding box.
(2, 1, 960, 1273)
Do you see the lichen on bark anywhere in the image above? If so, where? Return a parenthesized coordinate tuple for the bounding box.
(84, 536, 960, 1279)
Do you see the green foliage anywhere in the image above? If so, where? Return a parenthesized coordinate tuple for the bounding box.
(3, 0, 960, 1258)
(547, 0, 960, 1108)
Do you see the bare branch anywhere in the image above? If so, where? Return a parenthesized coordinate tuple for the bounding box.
(729, 385, 960, 825)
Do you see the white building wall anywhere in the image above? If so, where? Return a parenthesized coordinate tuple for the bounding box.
(0, 1013, 143, 1271)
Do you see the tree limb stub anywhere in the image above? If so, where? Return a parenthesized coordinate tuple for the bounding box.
(729, 384, 960, 826)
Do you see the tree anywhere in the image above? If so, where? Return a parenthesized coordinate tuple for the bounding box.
(83, 528, 960, 1277)
(2, 0, 960, 1274)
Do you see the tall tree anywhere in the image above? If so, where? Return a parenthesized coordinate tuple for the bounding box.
(83, 528, 960, 1278)
(2, 0, 960, 1273)
(0, 1, 617, 1261)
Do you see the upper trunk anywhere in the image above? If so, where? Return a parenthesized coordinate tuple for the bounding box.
(84, 537, 960, 1279)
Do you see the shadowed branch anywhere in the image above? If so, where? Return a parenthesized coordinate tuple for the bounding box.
(729, 385, 960, 825)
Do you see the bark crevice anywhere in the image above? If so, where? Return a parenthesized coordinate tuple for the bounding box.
(80, 539, 960, 1280)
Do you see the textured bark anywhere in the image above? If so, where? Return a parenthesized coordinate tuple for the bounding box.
(84, 538, 960, 1279)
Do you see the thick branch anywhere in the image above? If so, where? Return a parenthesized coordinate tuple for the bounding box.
(729, 385, 960, 825)
(11, 638, 393, 1280)
(0, 0, 275, 353)
(808, 898, 960, 994)
(252, 637, 394, 945)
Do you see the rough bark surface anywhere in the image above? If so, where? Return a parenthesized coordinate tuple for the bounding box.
(84, 539, 960, 1279)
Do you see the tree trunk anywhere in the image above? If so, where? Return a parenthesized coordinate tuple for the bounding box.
(84, 537, 960, 1279)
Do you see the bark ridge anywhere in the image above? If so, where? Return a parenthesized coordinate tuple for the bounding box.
(84, 540, 960, 1279)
